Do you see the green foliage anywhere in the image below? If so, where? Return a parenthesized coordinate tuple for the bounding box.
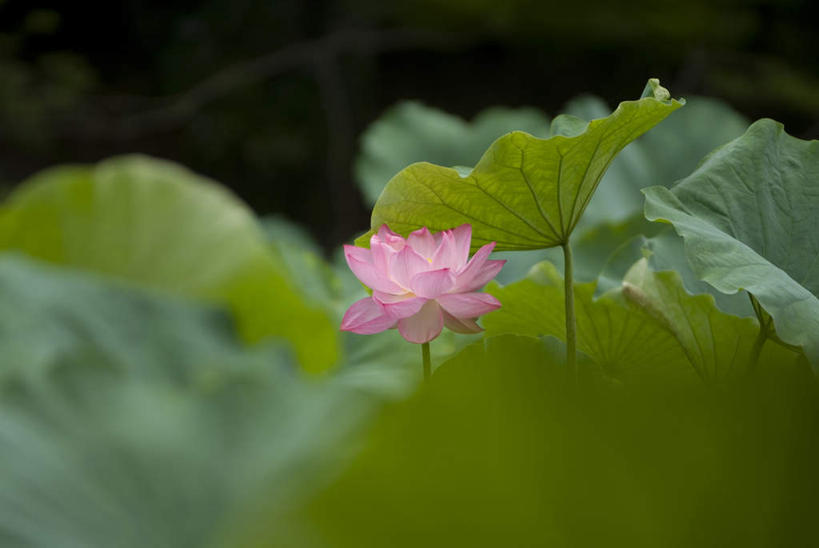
(356, 93, 749, 287)
(595, 228, 754, 317)
(294, 335, 819, 548)
(644, 119, 819, 369)
(622, 259, 799, 379)
(362, 79, 683, 250)
(484, 262, 697, 383)
(1, 79, 817, 548)
(0, 255, 375, 548)
(0, 156, 339, 372)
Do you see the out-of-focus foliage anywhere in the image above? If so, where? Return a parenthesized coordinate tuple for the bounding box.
(287, 334, 819, 548)
(0, 255, 376, 548)
(644, 119, 819, 369)
(0, 155, 338, 372)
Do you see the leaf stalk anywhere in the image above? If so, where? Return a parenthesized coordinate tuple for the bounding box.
(562, 241, 577, 381)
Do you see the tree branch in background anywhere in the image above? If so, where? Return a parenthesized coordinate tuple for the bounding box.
(74, 28, 472, 139)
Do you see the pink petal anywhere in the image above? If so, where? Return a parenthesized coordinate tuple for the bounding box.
(430, 230, 458, 269)
(344, 243, 372, 264)
(370, 238, 396, 274)
(374, 291, 427, 319)
(344, 245, 403, 294)
(442, 311, 483, 334)
(377, 225, 405, 251)
(459, 260, 505, 292)
(437, 292, 501, 318)
(398, 300, 444, 343)
(411, 268, 456, 298)
(340, 297, 396, 334)
(391, 245, 431, 289)
(453, 242, 505, 291)
(449, 224, 472, 267)
(407, 227, 437, 259)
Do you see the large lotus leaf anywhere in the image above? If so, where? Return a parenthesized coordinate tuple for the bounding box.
(622, 259, 801, 379)
(363, 79, 683, 251)
(356, 101, 550, 205)
(0, 156, 338, 372)
(483, 261, 696, 383)
(643, 119, 819, 368)
(287, 334, 819, 548)
(0, 255, 378, 548)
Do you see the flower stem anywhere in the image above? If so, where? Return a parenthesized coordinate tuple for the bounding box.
(562, 241, 577, 382)
(422, 342, 431, 381)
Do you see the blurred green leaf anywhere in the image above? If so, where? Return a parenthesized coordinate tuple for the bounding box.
(0, 156, 339, 372)
(643, 120, 819, 369)
(292, 334, 819, 548)
(363, 79, 683, 251)
(0, 254, 377, 548)
(0, 254, 254, 383)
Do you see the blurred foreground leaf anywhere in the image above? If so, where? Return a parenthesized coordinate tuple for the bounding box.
(289, 334, 819, 548)
(0, 156, 338, 372)
(0, 255, 375, 548)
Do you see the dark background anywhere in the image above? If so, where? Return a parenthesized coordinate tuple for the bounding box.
(0, 0, 816, 250)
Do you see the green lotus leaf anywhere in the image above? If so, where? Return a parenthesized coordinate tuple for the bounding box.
(643, 119, 819, 369)
(622, 259, 801, 380)
(0, 155, 339, 372)
(365, 79, 683, 251)
(356, 101, 550, 205)
(483, 261, 696, 384)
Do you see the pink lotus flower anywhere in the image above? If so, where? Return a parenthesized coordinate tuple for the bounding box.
(341, 224, 505, 343)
